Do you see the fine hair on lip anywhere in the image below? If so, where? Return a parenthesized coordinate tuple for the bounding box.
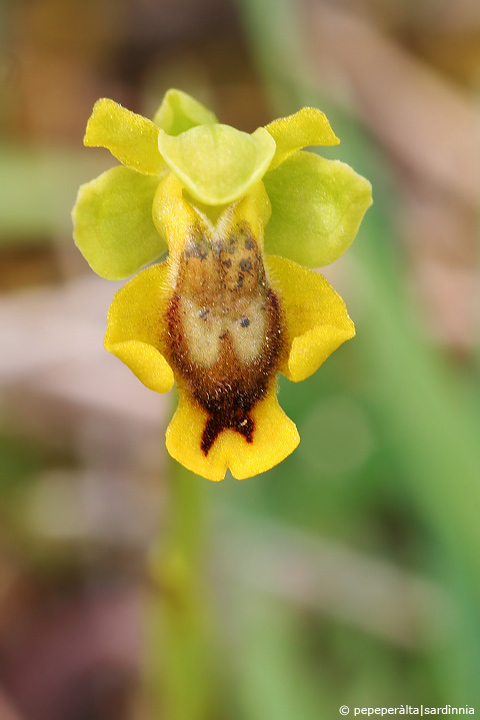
(166, 222, 286, 455)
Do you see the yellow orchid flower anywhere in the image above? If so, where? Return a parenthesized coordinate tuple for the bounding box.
(72, 89, 372, 481)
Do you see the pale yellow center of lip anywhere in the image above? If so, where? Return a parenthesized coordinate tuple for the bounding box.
(175, 217, 271, 368)
(179, 293, 267, 367)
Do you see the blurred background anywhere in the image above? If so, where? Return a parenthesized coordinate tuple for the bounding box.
(1, 0, 480, 718)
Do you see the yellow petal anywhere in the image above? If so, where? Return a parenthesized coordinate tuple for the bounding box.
(166, 388, 299, 481)
(104, 262, 175, 393)
(266, 256, 355, 382)
(84, 98, 166, 176)
(265, 107, 339, 170)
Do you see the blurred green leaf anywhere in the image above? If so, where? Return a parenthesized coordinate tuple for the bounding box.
(235, 598, 325, 720)
(0, 143, 110, 242)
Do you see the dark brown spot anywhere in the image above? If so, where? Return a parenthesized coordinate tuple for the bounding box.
(227, 236, 238, 254)
(240, 317, 250, 327)
(185, 237, 210, 261)
(201, 412, 254, 455)
(239, 258, 252, 273)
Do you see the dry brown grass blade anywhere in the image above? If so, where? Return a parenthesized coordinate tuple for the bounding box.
(305, 2, 480, 205)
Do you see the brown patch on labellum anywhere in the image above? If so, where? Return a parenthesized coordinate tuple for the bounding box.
(166, 221, 285, 456)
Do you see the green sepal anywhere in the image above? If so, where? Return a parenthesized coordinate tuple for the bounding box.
(157, 124, 276, 205)
(264, 151, 372, 267)
(153, 88, 218, 135)
(72, 166, 167, 279)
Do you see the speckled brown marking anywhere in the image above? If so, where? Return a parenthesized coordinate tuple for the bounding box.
(166, 221, 286, 456)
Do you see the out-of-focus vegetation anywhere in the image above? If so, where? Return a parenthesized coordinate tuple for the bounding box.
(1, 0, 480, 718)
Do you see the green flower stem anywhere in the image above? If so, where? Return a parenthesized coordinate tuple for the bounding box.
(147, 456, 213, 720)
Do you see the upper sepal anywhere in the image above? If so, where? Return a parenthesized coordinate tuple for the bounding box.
(157, 124, 276, 205)
(153, 88, 218, 135)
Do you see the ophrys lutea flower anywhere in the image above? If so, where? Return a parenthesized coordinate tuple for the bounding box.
(72, 89, 372, 481)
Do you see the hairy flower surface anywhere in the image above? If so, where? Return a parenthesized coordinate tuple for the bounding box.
(73, 89, 372, 480)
